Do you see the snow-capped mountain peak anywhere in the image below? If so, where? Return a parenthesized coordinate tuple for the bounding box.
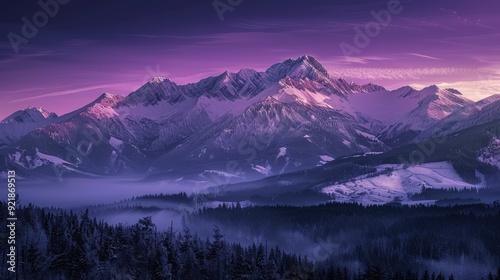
(0, 106, 59, 148)
(126, 77, 182, 106)
(265, 55, 330, 82)
(1, 106, 58, 124)
(150, 76, 169, 83)
(3, 55, 496, 182)
(288, 55, 330, 79)
(94, 92, 125, 106)
(376, 85, 474, 145)
(445, 88, 463, 95)
(475, 94, 500, 108)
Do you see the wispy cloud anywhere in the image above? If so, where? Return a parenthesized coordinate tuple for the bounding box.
(328, 67, 474, 80)
(411, 79, 500, 101)
(407, 53, 442, 60)
(10, 83, 129, 103)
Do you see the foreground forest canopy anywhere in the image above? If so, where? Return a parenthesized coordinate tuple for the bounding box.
(1, 201, 500, 279)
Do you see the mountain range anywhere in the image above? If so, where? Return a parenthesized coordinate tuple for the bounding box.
(1, 55, 500, 188)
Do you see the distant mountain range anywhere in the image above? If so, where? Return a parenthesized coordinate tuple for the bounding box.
(1, 55, 500, 188)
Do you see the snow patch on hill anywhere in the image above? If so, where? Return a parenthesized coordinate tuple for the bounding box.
(109, 137, 124, 151)
(201, 170, 242, 178)
(277, 147, 287, 158)
(322, 161, 484, 205)
(317, 155, 334, 166)
(251, 162, 272, 176)
(8, 149, 72, 170)
(36, 150, 70, 165)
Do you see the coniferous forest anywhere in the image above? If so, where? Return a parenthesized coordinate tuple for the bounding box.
(1, 201, 500, 279)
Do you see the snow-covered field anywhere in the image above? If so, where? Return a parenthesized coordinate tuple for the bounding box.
(321, 161, 485, 205)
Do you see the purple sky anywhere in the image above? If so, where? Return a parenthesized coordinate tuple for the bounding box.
(1, 0, 499, 119)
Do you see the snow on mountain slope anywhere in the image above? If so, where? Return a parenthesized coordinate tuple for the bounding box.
(1, 106, 57, 124)
(125, 77, 184, 106)
(318, 155, 334, 166)
(348, 86, 424, 125)
(266, 56, 385, 95)
(475, 94, 500, 108)
(446, 98, 500, 131)
(2, 93, 151, 176)
(268, 55, 331, 82)
(8, 148, 73, 170)
(4, 56, 384, 178)
(322, 161, 484, 205)
(0, 107, 58, 147)
(416, 94, 500, 142)
(109, 137, 124, 151)
(36, 149, 72, 166)
(376, 86, 474, 146)
(347, 85, 475, 143)
(190, 73, 376, 124)
(5, 55, 488, 182)
(150, 95, 388, 183)
(112, 56, 387, 156)
(125, 66, 270, 108)
(274, 77, 360, 116)
(122, 55, 382, 122)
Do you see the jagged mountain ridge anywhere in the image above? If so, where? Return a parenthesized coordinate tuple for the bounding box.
(0, 55, 497, 185)
(1, 106, 58, 124)
(0, 107, 59, 148)
(348, 85, 482, 146)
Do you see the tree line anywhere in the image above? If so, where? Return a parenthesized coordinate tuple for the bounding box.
(1, 202, 499, 279)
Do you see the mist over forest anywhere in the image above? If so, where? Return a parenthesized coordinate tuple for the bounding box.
(2, 177, 500, 279)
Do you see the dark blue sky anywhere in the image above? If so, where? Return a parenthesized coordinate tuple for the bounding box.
(1, 0, 499, 118)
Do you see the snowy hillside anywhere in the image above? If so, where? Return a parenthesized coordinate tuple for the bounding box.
(322, 162, 484, 205)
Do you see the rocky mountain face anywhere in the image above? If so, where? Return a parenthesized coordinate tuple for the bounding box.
(1, 55, 499, 186)
(0, 107, 59, 148)
(2, 106, 58, 124)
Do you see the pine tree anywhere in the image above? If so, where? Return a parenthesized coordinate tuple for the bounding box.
(149, 245, 171, 280)
(208, 226, 225, 279)
(180, 228, 196, 280)
(191, 235, 206, 278)
(68, 222, 91, 279)
(231, 246, 251, 280)
(23, 242, 45, 279)
(48, 215, 68, 275)
(164, 223, 180, 279)
(422, 270, 430, 280)
(436, 273, 446, 280)
(131, 217, 156, 278)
